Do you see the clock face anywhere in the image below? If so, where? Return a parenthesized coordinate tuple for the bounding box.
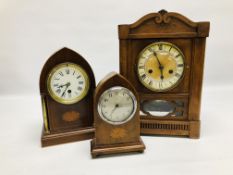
(137, 42, 185, 92)
(47, 62, 90, 104)
(97, 86, 137, 125)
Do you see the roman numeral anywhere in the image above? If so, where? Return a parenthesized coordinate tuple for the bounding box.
(78, 81, 84, 84)
(159, 82, 163, 89)
(141, 56, 146, 59)
(141, 74, 146, 80)
(59, 72, 64, 76)
(73, 71, 75, 75)
(109, 93, 112, 97)
(138, 65, 144, 69)
(159, 44, 163, 50)
(53, 84, 59, 87)
(77, 86, 83, 91)
(178, 64, 184, 67)
(169, 46, 173, 52)
(175, 73, 181, 78)
(56, 89, 61, 94)
(65, 69, 70, 74)
(176, 54, 181, 58)
(148, 80, 153, 86)
(148, 47, 154, 52)
(77, 75, 81, 79)
(54, 78, 60, 81)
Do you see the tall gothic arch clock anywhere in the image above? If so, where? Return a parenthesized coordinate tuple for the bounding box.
(91, 72, 145, 157)
(40, 47, 96, 146)
(118, 10, 210, 138)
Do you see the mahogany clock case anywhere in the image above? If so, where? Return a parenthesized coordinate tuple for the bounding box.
(40, 47, 96, 147)
(91, 72, 145, 158)
(118, 10, 210, 138)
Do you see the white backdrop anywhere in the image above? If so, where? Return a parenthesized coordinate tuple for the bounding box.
(1, 1, 233, 175)
(0, 0, 232, 95)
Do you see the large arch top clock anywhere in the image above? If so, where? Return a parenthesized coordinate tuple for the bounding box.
(118, 10, 210, 138)
(91, 72, 145, 158)
(40, 47, 96, 147)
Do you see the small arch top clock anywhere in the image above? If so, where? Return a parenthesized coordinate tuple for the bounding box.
(119, 10, 210, 138)
(40, 47, 96, 147)
(91, 72, 145, 158)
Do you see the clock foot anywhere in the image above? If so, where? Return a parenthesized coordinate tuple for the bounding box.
(41, 127, 94, 147)
(90, 138, 145, 158)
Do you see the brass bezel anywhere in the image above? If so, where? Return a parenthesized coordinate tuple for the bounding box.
(47, 62, 90, 105)
(137, 41, 185, 92)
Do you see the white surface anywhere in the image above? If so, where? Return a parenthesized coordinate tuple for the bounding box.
(0, 0, 233, 95)
(1, 0, 233, 175)
(0, 86, 233, 175)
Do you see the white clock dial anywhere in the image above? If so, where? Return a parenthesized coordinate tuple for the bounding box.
(98, 86, 137, 125)
(47, 62, 89, 104)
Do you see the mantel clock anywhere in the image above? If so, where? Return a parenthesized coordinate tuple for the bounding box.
(91, 72, 145, 158)
(118, 10, 210, 138)
(40, 47, 96, 146)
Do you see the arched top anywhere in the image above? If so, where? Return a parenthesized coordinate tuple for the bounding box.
(95, 72, 138, 101)
(40, 47, 96, 94)
(130, 10, 197, 29)
(119, 10, 210, 39)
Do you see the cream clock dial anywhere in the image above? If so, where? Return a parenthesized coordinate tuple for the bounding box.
(137, 42, 185, 92)
(47, 62, 89, 104)
(97, 86, 137, 125)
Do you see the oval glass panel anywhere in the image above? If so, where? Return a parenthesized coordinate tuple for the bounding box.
(142, 100, 175, 117)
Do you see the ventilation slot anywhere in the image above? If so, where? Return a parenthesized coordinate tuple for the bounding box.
(141, 123, 189, 131)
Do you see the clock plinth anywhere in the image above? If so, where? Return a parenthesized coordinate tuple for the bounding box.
(91, 138, 145, 158)
(41, 127, 94, 147)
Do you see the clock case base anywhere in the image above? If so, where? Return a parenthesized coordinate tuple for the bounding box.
(90, 138, 145, 158)
(140, 119, 200, 138)
(41, 127, 94, 147)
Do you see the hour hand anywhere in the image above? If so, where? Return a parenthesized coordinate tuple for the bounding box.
(58, 82, 70, 88)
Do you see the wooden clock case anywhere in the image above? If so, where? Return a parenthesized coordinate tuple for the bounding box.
(40, 47, 96, 147)
(91, 72, 145, 157)
(118, 10, 210, 138)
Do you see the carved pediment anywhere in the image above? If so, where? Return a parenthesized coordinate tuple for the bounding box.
(119, 10, 210, 39)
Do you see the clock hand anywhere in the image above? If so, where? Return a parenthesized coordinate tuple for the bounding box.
(153, 51, 164, 80)
(58, 83, 69, 88)
(109, 104, 119, 118)
(61, 82, 71, 97)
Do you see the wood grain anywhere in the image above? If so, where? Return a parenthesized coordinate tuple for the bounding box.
(118, 10, 210, 138)
(91, 72, 145, 157)
(40, 47, 96, 146)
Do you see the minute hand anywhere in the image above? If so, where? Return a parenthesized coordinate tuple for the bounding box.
(153, 51, 164, 80)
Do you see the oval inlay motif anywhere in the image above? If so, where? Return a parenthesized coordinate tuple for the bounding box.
(110, 128, 126, 139)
